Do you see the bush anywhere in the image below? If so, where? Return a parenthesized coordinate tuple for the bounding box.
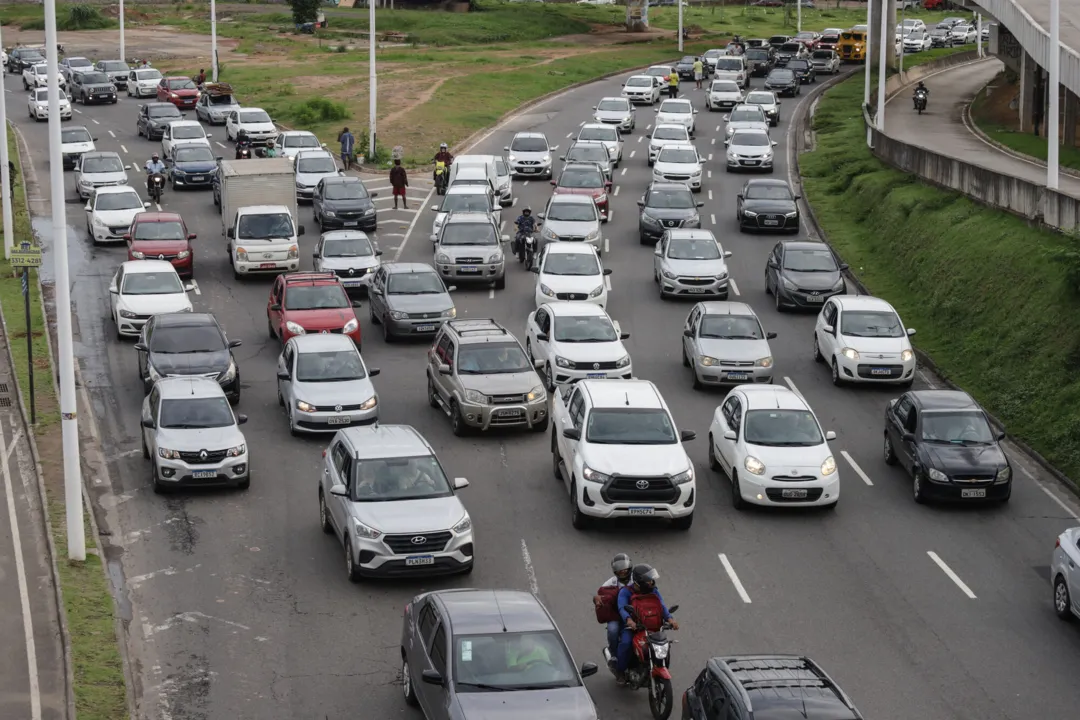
(287, 98, 349, 127)
(61, 6, 111, 31)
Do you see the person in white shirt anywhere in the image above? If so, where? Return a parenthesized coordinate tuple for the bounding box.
(594, 553, 633, 663)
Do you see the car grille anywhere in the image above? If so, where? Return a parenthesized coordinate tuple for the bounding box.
(519, 160, 540, 166)
(678, 277, 714, 286)
(559, 236, 588, 242)
(146, 253, 178, 261)
(600, 119, 623, 125)
(407, 311, 442, 320)
(130, 313, 154, 321)
(856, 364, 903, 379)
(178, 449, 228, 465)
(555, 292, 588, 301)
(336, 210, 367, 219)
(332, 268, 369, 279)
(765, 487, 824, 502)
(384, 531, 452, 555)
(490, 394, 526, 405)
(455, 257, 483, 264)
(603, 476, 679, 504)
(719, 360, 754, 367)
(312, 402, 368, 412)
(662, 174, 692, 181)
(770, 475, 819, 482)
(952, 474, 995, 483)
(661, 219, 682, 228)
(756, 215, 785, 227)
(565, 359, 620, 370)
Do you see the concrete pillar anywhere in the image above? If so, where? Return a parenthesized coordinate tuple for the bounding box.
(1065, 89, 1078, 147)
(885, 0, 898, 71)
(1019, 51, 1036, 132)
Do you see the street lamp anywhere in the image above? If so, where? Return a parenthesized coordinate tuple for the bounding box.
(120, 0, 126, 64)
(677, 0, 683, 53)
(211, 0, 219, 82)
(0, 21, 14, 258)
(876, 0, 888, 132)
(1048, 0, 1060, 189)
(369, 0, 377, 161)
(864, 0, 873, 147)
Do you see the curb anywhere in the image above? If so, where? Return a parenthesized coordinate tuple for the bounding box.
(961, 101, 1080, 181)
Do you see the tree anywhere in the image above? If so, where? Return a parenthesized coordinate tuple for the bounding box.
(288, 0, 322, 25)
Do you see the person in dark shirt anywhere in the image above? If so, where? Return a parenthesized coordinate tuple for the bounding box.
(389, 159, 408, 209)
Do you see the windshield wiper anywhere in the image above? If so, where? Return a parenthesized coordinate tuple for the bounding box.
(300, 377, 364, 383)
(161, 424, 214, 429)
(507, 683, 574, 690)
(948, 439, 989, 446)
(456, 682, 511, 692)
(170, 349, 219, 354)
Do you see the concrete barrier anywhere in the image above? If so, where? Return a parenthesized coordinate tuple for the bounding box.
(883, 50, 980, 98)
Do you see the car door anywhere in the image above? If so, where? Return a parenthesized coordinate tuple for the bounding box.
(683, 305, 701, 362)
(887, 394, 915, 472)
(226, 112, 238, 140)
(277, 341, 295, 407)
(714, 394, 742, 471)
(560, 389, 587, 491)
(765, 242, 782, 292)
(327, 441, 352, 533)
(312, 179, 324, 218)
(109, 267, 123, 319)
(137, 106, 148, 134)
(1069, 537, 1080, 614)
(368, 267, 386, 318)
(529, 307, 551, 364)
(653, 232, 668, 277)
(161, 125, 171, 157)
(431, 333, 455, 399)
(897, 400, 919, 472)
(816, 299, 839, 359)
(137, 316, 154, 380)
(141, 384, 160, 454)
(410, 604, 445, 716)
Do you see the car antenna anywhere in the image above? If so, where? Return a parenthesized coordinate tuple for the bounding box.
(624, 392, 630, 407)
(491, 590, 508, 633)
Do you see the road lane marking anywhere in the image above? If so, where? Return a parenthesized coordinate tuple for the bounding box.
(840, 451, 873, 486)
(708, 190, 713, 200)
(521, 539, 539, 595)
(620, 168, 627, 176)
(707, 170, 712, 178)
(512, 196, 518, 207)
(74, 108, 82, 114)
(613, 186, 620, 196)
(365, 185, 392, 193)
(715, 125, 720, 131)
(711, 137, 716, 145)
(392, 185, 436, 261)
(607, 210, 613, 224)
(708, 153, 713, 161)
(500, 220, 506, 232)
(579, 121, 585, 126)
(566, 133, 573, 138)
(190, 280, 201, 296)
(489, 288, 495, 299)
(215, 141, 227, 149)
(709, 213, 716, 225)
(782, 376, 804, 398)
(916, 369, 937, 389)
(729, 279, 740, 296)
(155, 203, 162, 212)
(91, 118, 100, 124)
(108, 130, 116, 138)
(927, 551, 977, 599)
(718, 554, 752, 604)
(629, 150, 635, 159)
(523, 181, 529, 187)
(371, 195, 396, 202)
(646, 124, 652, 130)
(120, 144, 128, 154)
(637, 136, 643, 143)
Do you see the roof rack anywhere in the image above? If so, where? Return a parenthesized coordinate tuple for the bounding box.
(201, 82, 234, 96)
(282, 271, 338, 283)
(445, 318, 508, 337)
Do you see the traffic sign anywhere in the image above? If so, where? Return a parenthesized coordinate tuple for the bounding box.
(10, 240, 42, 268)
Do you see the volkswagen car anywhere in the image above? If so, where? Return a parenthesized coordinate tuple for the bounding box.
(277, 334, 380, 434)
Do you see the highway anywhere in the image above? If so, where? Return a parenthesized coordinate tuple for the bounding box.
(6, 60, 1080, 720)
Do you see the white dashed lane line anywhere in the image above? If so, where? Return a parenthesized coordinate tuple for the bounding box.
(729, 279, 740, 296)
(108, 130, 116, 138)
(190, 280, 201, 295)
(613, 186, 620, 197)
(718, 554, 752, 604)
(709, 214, 716, 225)
(620, 168, 627, 176)
(840, 451, 873, 486)
(927, 551, 977, 599)
(216, 141, 227, 149)
(120, 144, 128, 154)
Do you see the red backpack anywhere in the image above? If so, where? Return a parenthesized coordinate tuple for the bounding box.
(594, 585, 621, 624)
(630, 591, 665, 632)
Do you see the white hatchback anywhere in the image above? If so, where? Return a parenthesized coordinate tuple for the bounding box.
(621, 74, 663, 105)
(525, 302, 631, 389)
(532, 242, 611, 309)
(655, 98, 698, 135)
(813, 295, 916, 386)
(84, 186, 150, 245)
(648, 124, 691, 166)
(109, 260, 193, 338)
(29, 87, 72, 122)
(652, 143, 705, 192)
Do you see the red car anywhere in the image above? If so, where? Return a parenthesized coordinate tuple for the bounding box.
(550, 163, 612, 221)
(267, 272, 362, 348)
(125, 212, 195, 278)
(793, 31, 821, 50)
(157, 76, 200, 109)
(817, 34, 840, 51)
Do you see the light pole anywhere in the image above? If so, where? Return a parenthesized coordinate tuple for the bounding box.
(43, 0, 86, 562)
(369, 0, 377, 161)
(119, 0, 125, 64)
(1048, 0, 1060, 189)
(864, 0, 873, 146)
(0, 20, 14, 258)
(211, 0, 219, 82)
(797, 0, 801, 34)
(898, 3, 906, 75)
(976, 13, 983, 58)
(876, 0, 888, 131)
(677, 0, 683, 53)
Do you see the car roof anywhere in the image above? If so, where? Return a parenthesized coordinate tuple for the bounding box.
(155, 312, 219, 328)
(659, 98, 693, 106)
(446, 184, 487, 195)
(543, 302, 606, 318)
(561, 162, 603, 173)
(739, 385, 809, 411)
(668, 229, 716, 241)
(121, 259, 176, 275)
(167, 119, 202, 127)
(598, 96, 629, 103)
(652, 124, 688, 132)
(626, 74, 654, 80)
(545, 242, 598, 256)
(290, 333, 360, 354)
(134, 211, 183, 222)
(834, 295, 895, 313)
(581, 379, 663, 409)
(94, 185, 140, 195)
(144, 102, 177, 108)
(339, 424, 433, 459)
(657, 143, 697, 154)
(732, 103, 766, 112)
(436, 589, 555, 635)
(279, 130, 317, 138)
(909, 390, 978, 412)
(319, 229, 371, 241)
(547, 193, 595, 205)
(730, 129, 770, 139)
(155, 376, 228, 400)
(295, 149, 335, 161)
(384, 262, 437, 275)
(580, 122, 618, 131)
(444, 319, 515, 344)
(649, 182, 693, 193)
(781, 240, 830, 252)
(699, 301, 757, 317)
(746, 178, 791, 188)
(512, 131, 547, 140)
(708, 655, 858, 720)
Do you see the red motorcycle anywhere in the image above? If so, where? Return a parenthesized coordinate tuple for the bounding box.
(602, 600, 679, 720)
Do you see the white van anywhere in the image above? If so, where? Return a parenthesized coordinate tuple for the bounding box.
(226, 204, 305, 279)
(447, 164, 497, 199)
(450, 154, 513, 206)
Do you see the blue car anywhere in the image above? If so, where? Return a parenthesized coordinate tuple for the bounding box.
(169, 145, 218, 190)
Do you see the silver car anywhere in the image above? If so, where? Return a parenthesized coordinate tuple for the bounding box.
(295, 149, 342, 201)
(1052, 526, 1080, 621)
(430, 185, 500, 237)
(432, 211, 507, 290)
(140, 376, 250, 492)
(652, 144, 705, 192)
(320, 424, 474, 579)
(75, 151, 129, 200)
(538, 194, 603, 254)
(367, 263, 457, 341)
(277, 334, 379, 434)
(725, 129, 778, 173)
(654, 229, 732, 299)
(724, 104, 770, 139)
(576, 123, 623, 166)
(743, 90, 781, 127)
(681, 301, 776, 388)
(593, 96, 636, 133)
(560, 141, 613, 181)
(810, 50, 841, 74)
(505, 132, 554, 179)
(313, 231, 383, 291)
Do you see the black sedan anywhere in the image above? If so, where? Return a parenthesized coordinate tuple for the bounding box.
(764, 68, 800, 97)
(637, 182, 705, 245)
(929, 28, 957, 48)
(787, 59, 817, 85)
(884, 390, 1012, 504)
(745, 48, 775, 77)
(737, 179, 800, 233)
(135, 313, 242, 404)
(674, 56, 699, 80)
(764, 240, 847, 311)
(313, 176, 378, 232)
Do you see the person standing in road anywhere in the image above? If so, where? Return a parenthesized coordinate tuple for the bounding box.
(194, 68, 206, 86)
(667, 68, 679, 99)
(338, 127, 355, 171)
(693, 57, 704, 90)
(390, 159, 409, 209)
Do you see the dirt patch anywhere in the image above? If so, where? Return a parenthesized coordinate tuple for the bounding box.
(551, 24, 673, 45)
(2, 26, 242, 62)
(971, 74, 1022, 130)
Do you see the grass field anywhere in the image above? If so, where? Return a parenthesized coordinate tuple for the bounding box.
(969, 86, 1080, 172)
(800, 76, 1080, 485)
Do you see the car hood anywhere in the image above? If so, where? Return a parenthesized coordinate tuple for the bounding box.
(205, 103, 240, 116)
(319, 255, 380, 272)
(119, 293, 192, 315)
(509, 150, 550, 162)
(79, 171, 128, 185)
(323, 198, 376, 214)
(538, 273, 604, 293)
(714, 69, 745, 79)
(551, 340, 626, 362)
(743, 199, 795, 214)
(709, 91, 743, 100)
(726, 120, 769, 133)
(134, 77, 160, 86)
(553, 187, 603, 199)
(131, 239, 190, 255)
(294, 377, 375, 406)
(61, 141, 95, 155)
(650, 137, 688, 149)
(149, 349, 230, 377)
(149, 115, 183, 127)
(656, 112, 693, 125)
(94, 208, 145, 225)
(173, 160, 217, 173)
(765, 76, 796, 86)
(922, 443, 1007, 475)
(588, 444, 690, 476)
(459, 371, 541, 395)
(169, 88, 199, 97)
(745, 442, 832, 474)
(286, 308, 357, 332)
(297, 170, 339, 186)
(663, 258, 727, 276)
(643, 207, 698, 222)
(654, 160, 702, 175)
(439, 244, 501, 260)
(385, 293, 453, 315)
(543, 219, 599, 237)
(170, 138, 210, 150)
(697, 337, 771, 362)
(594, 110, 631, 123)
(811, 57, 835, 65)
(837, 335, 908, 356)
(728, 144, 773, 158)
(155, 426, 245, 452)
(781, 269, 841, 291)
(352, 496, 466, 535)
(239, 121, 276, 133)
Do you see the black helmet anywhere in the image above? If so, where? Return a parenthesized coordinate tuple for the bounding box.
(632, 564, 659, 591)
(611, 553, 632, 580)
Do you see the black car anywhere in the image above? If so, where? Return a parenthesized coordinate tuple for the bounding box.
(135, 313, 242, 404)
(764, 68, 800, 97)
(929, 28, 957, 48)
(137, 102, 183, 140)
(737, 179, 800, 233)
(765, 240, 847, 311)
(312, 176, 378, 232)
(767, 34, 791, 49)
(745, 48, 775, 77)
(885, 390, 1012, 503)
(775, 42, 805, 66)
(8, 48, 45, 74)
(674, 55, 699, 80)
(787, 58, 816, 84)
(683, 655, 863, 720)
(70, 71, 117, 105)
(637, 182, 704, 245)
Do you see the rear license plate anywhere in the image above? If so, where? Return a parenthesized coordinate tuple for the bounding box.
(763, 220, 779, 226)
(627, 507, 655, 516)
(458, 266, 479, 273)
(343, 221, 358, 227)
(781, 489, 809, 499)
(190, 176, 204, 182)
(260, 262, 277, 269)
(587, 373, 606, 379)
(192, 470, 217, 479)
(415, 324, 436, 332)
(871, 368, 892, 376)
(687, 288, 706, 293)
(961, 489, 986, 498)
(726, 372, 749, 381)
(495, 408, 524, 418)
(405, 555, 435, 567)
(327, 416, 351, 425)
(806, 295, 824, 303)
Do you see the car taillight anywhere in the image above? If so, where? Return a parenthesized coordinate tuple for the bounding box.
(404, 603, 411, 616)
(1056, 537, 1061, 549)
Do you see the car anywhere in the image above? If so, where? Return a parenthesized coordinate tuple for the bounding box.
(69, 71, 117, 105)
(526, 303, 631, 389)
(74, 150, 127, 198)
(160, 120, 211, 160)
(277, 334, 379, 434)
(655, 98, 697, 136)
(135, 312, 242, 403)
(551, 162, 612, 222)
(592, 96, 635, 133)
(810, 49, 842, 74)
(94, 59, 130, 87)
(59, 56, 93, 83)
(431, 211, 507, 289)
(194, 83, 241, 125)
(903, 31, 933, 52)
(743, 90, 781, 126)
(84, 186, 150, 245)
(367, 262, 456, 341)
(706, 79, 744, 112)
(430, 185, 498, 237)
(312, 230, 382, 291)
(648, 124, 691, 166)
(126, 67, 163, 98)
(764, 67, 800, 96)
(537, 193, 603, 253)
(682, 302, 776, 388)
(400, 589, 599, 718)
(928, 27, 957, 48)
(453, 154, 513, 206)
(576, 123, 623, 165)
(140, 376, 250, 493)
(168, 144, 217, 190)
(314, 176, 378, 232)
(7, 48, 46, 75)
(767, 34, 791, 49)
(621, 74, 664, 105)
(702, 48, 727, 72)
(551, 378, 697, 529)
(560, 141, 614, 181)
(446, 164, 498, 202)
(725, 129, 777, 173)
(793, 30, 821, 49)
(30, 88, 73, 123)
(156, 76, 199, 109)
(532, 242, 611, 309)
(644, 64, 675, 82)
(711, 55, 749, 89)
(950, 23, 978, 43)
(787, 58, 817, 84)
(426, 318, 548, 435)
(814, 294, 916, 385)
(126, 212, 196, 278)
(505, 131, 554, 179)
(938, 17, 967, 29)
(817, 33, 841, 51)
(737, 177, 800, 232)
(638, 182, 704, 244)
(653, 229, 731, 300)
(266, 271, 363, 346)
(652, 143, 705, 192)
(22, 63, 65, 91)
(1052, 528, 1080, 620)
(109, 260, 193, 339)
(294, 149, 342, 201)
(137, 102, 183, 140)
(765, 240, 847, 311)
(682, 655, 863, 720)
(225, 107, 278, 146)
(674, 55, 700, 80)
(776, 41, 809, 66)
(724, 104, 770, 139)
(744, 47, 775, 77)
(900, 18, 927, 33)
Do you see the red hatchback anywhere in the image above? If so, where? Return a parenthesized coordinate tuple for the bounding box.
(157, 76, 200, 109)
(267, 272, 362, 348)
(550, 163, 612, 221)
(126, 212, 195, 278)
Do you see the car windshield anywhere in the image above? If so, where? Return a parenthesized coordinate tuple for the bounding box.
(769, 71, 795, 82)
(96, 192, 143, 211)
(134, 221, 185, 241)
(579, 127, 618, 142)
(744, 409, 823, 446)
(840, 310, 904, 338)
(647, 67, 669, 76)
(769, 36, 788, 43)
(99, 61, 127, 71)
(158, 397, 235, 429)
(454, 631, 579, 692)
(812, 50, 834, 58)
(711, 81, 740, 93)
(558, 168, 603, 189)
(174, 146, 214, 163)
(746, 184, 792, 200)
(442, 193, 489, 213)
(62, 128, 92, 144)
(36, 89, 69, 102)
(732, 133, 771, 147)
(122, 271, 183, 295)
(905, 31, 923, 39)
(553, 316, 616, 342)
(456, 344, 531, 374)
(647, 188, 695, 209)
(236, 213, 293, 239)
(22, 54, 45, 63)
(324, 182, 368, 200)
(567, 147, 607, 164)
(239, 110, 271, 124)
(745, 92, 775, 105)
(704, 50, 722, 58)
(715, 58, 743, 71)
(597, 99, 627, 112)
(79, 72, 111, 84)
(746, 49, 769, 60)
(149, 106, 181, 118)
(136, 69, 162, 81)
(441, 223, 497, 246)
(920, 411, 996, 445)
(729, 109, 764, 123)
(351, 455, 452, 502)
(511, 137, 547, 152)
(284, 134, 320, 148)
(542, 252, 599, 276)
(660, 102, 692, 115)
(586, 409, 677, 445)
(626, 77, 652, 87)
(284, 285, 349, 310)
(295, 349, 366, 382)
(668, 238, 720, 260)
(658, 148, 698, 164)
(547, 202, 597, 222)
(82, 156, 124, 173)
(322, 236, 374, 258)
(33, 66, 48, 75)
(166, 78, 196, 90)
(69, 58, 92, 68)
(930, 29, 948, 37)
(387, 272, 444, 294)
(796, 32, 816, 40)
(149, 325, 224, 353)
(654, 127, 688, 141)
(783, 247, 836, 271)
(298, 156, 337, 174)
(781, 43, 802, 52)
(680, 56, 696, 64)
(700, 316, 763, 340)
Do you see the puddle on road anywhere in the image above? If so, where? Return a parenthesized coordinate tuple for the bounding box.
(31, 214, 94, 285)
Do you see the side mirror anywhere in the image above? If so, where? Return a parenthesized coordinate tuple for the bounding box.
(438, 364, 452, 376)
(529, 266, 539, 274)
(369, 192, 378, 198)
(637, 200, 645, 208)
(228, 339, 242, 348)
(109, 286, 119, 295)
(141, 417, 154, 429)
(430, 205, 439, 211)
(823, 324, 835, 334)
(352, 300, 363, 308)
(329, 483, 348, 497)
(723, 115, 730, 121)
(723, 429, 737, 441)
(312, 251, 320, 259)
(605, 182, 613, 189)
(421, 670, 444, 687)
(184, 283, 195, 292)
(134, 343, 148, 352)
(503, 146, 510, 152)
(447, 286, 457, 292)
(188, 233, 196, 240)
(794, 194, 802, 201)
(269, 303, 281, 312)
(602, 269, 613, 276)
(533, 356, 544, 369)
(558, 156, 566, 161)
(430, 234, 438, 243)
(767, 258, 778, 268)
(550, 180, 557, 186)
(906, 328, 916, 336)
(501, 234, 510, 243)
(580, 662, 599, 679)
(696, 202, 705, 207)
(277, 370, 290, 380)
(226, 228, 235, 239)
(901, 432, 915, 442)
(535, 332, 549, 342)
(375, 249, 384, 256)
(772, 141, 779, 146)
(237, 414, 248, 425)
(680, 429, 697, 442)
(724, 140, 730, 146)
(562, 428, 581, 441)
(996, 431, 1007, 441)
(537, 212, 546, 220)
(123, 234, 131, 241)
(683, 329, 693, 338)
(144, 202, 152, 208)
(825, 430, 837, 441)
(737, 193, 744, 200)
(723, 250, 733, 258)
(297, 226, 306, 236)
(453, 477, 469, 489)
(766, 331, 777, 339)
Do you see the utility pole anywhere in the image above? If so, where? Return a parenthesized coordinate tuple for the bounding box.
(1048, 0, 1060, 189)
(119, 0, 126, 64)
(876, 0, 888, 132)
(864, 0, 873, 146)
(211, 0, 219, 82)
(369, 0, 377, 161)
(976, 13, 983, 58)
(797, 0, 801, 34)
(899, 3, 906, 75)
(0, 20, 13, 259)
(678, 0, 684, 53)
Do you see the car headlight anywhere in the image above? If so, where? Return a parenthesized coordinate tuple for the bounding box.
(662, 270, 677, 280)
(755, 356, 773, 368)
(389, 310, 409, 320)
(436, 252, 451, 264)
(526, 385, 545, 402)
(688, 214, 699, 224)
(641, 213, 660, 226)
(119, 309, 138, 319)
(595, 194, 608, 204)
(995, 466, 1011, 484)
(486, 252, 502, 264)
(785, 211, 798, 218)
(585, 230, 600, 242)
(841, 347, 860, 360)
(650, 145, 661, 155)
(901, 349, 914, 363)
(352, 518, 381, 540)
(130, 250, 145, 259)
(540, 284, 555, 297)
(616, 355, 630, 368)
(699, 355, 720, 367)
(928, 468, 948, 482)
(285, 320, 306, 335)
(781, 277, 797, 291)
(93, 216, 107, 227)
(555, 355, 572, 368)
(443, 307, 457, 318)
(743, 210, 758, 218)
(342, 318, 359, 334)
(820, 455, 837, 476)
(542, 226, 558, 241)
(582, 465, 609, 484)
(147, 363, 163, 382)
(508, 155, 517, 162)
(358, 396, 377, 411)
(363, 207, 375, 215)
(176, 249, 191, 259)
(452, 513, 472, 534)
(296, 400, 317, 413)
(157, 447, 180, 460)
(322, 210, 336, 218)
(235, 247, 249, 261)
(542, 155, 552, 164)
(226, 444, 246, 457)
(744, 456, 766, 476)
(588, 285, 604, 298)
(727, 150, 738, 160)
(286, 245, 299, 260)
(465, 389, 488, 404)
(671, 467, 694, 485)
(606, 146, 617, 157)
(219, 361, 237, 383)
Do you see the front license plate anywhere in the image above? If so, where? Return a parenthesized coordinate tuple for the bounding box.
(781, 488, 809, 499)
(327, 416, 351, 425)
(763, 220, 779, 226)
(405, 555, 435, 567)
(192, 470, 217, 479)
(343, 221, 358, 227)
(415, 324, 436, 332)
(744, 161, 759, 166)
(871, 368, 892, 376)
(342, 279, 364, 287)
(627, 507, 655, 516)
(687, 288, 706, 293)
(521, 168, 537, 173)
(260, 262, 277, 269)
(961, 489, 986, 498)
(495, 408, 524, 418)
(587, 373, 606, 379)
(726, 372, 749, 381)
(458, 266, 479, 273)
(806, 295, 824, 303)
(190, 176, 205, 182)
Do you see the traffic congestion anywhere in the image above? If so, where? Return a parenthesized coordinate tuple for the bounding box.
(4, 19, 1080, 720)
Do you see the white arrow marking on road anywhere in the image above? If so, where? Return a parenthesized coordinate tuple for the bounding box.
(108, 130, 116, 138)
(927, 552, 977, 599)
(718, 554, 752, 603)
(148, 611, 252, 636)
(840, 451, 873, 486)
(729, 279, 740, 296)
(190, 280, 201, 296)
(120, 145, 128, 154)
(782, 376, 804, 399)
(709, 214, 716, 225)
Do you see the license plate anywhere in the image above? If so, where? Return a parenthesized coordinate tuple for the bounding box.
(260, 262, 277, 269)
(190, 176, 204, 182)
(405, 555, 435, 567)
(521, 168, 537, 173)
(961, 489, 986, 498)
(687, 288, 706, 293)
(806, 295, 824, 303)
(763, 220, 779, 226)
(726, 372, 749, 380)
(327, 416, 351, 425)
(192, 470, 217, 479)
(415, 324, 436, 332)
(744, 161, 760, 166)
(342, 279, 363, 287)
(343, 221, 358, 227)
(627, 507, 655, 516)
(495, 408, 524, 418)
(870, 368, 892, 376)
(781, 489, 809, 499)
(587, 373, 606, 379)
(458, 266, 479, 273)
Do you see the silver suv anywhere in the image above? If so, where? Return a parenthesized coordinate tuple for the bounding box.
(319, 424, 474, 580)
(427, 319, 548, 436)
(431, 211, 508, 290)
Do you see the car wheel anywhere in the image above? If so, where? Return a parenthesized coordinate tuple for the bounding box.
(551, 428, 562, 480)
(532, 416, 549, 433)
(494, 275, 506, 291)
(237, 476, 250, 490)
(319, 490, 334, 534)
(288, 409, 300, 437)
(450, 401, 469, 437)
(151, 466, 168, 495)
(658, 280, 666, 301)
(544, 361, 556, 392)
(570, 480, 590, 529)
(427, 375, 440, 409)
(401, 656, 419, 707)
(731, 471, 746, 510)
(671, 513, 693, 531)
(141, 432, 149, 459)
(382, 318, 393, 343)
(345, 538, 363, 583)
(884, 433, 897, 466)
(681, 345, 690, 368)
(1054, 575, 1073, 620)
(813, 335, 823, 362)
(639, 232, 650, 246)
(277, 387, 284, 407)
(764, 272, 772, 295)
(267, 316, 276, 340)
(913, 472, 927, 504)
(831, 359, 843, 386)
(708, 434, 722, 471)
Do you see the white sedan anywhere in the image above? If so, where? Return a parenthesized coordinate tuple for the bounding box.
(655, 99, 698, 136)
(161, 120, 211, 160)
(652, 144, 705, 192)
(708, 384, 839, 509)
(28, 87, 72, 121)
(621, 75, 663, 105)
(1052, 527, 1080, 621)
(84, 186, 150, 245)
(525, 302, 631, 389)
(109, 260, 193, 339)
(813, 295, 916, 386)
(532, 243, 611, 310)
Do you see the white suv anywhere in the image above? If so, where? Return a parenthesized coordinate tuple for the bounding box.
(813, 295, 916, 386)
(525, 302, 632, 389)
(708, 385, 838, 509)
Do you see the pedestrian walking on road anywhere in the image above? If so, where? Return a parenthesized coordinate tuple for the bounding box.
(338, 127, 355, 171)
(390, 159, 409, 209)
(692, 57, 704, 90)
(667, 68, 679, 99)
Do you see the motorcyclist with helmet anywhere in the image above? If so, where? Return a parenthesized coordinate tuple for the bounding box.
(913, 81, 929, 110)
(144, 153, 166, 196)
(513, 206, 537, 261)
(615, 564, 678, 685)
(433, 142, 454, 183)
(235, 129, 253, 159)
(594, 553, 634, 665)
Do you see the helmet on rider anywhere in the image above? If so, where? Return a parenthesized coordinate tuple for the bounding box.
(522, 207, 531, 215)
(440, 142, 448, 149)
(611, 553, 633, 584)
(151, 153, 160, 162)
(632, 564, 659, 593)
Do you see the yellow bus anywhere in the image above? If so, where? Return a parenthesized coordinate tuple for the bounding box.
(837, 31, 868, 62)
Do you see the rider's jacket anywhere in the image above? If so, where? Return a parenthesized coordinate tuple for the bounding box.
(145, 160, 166, 175)
(515, 214, 536, 235)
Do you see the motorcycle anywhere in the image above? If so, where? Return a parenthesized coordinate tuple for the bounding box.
(147, 173, 165, 203)
(602, 604, 679, 720)
(514, 228, 537, 268)
(434, 161, 448, 195)
(236, 146, 252, 160)
(914, 88, 928, 114)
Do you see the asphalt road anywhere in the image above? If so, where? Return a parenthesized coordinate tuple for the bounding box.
(7, 62, 1080, 720)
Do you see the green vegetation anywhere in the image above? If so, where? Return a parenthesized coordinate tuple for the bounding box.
(8, 4, 116, 32)
(970, 88, 1080, 172)
(800, 76, 1080, 485)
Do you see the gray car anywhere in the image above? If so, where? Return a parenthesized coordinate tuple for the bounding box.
(560, 141, 613, 181)
(75, 151, 130, 200)
(638, 182, 705, 245)
(313, 231, 382, 291)
(724, 104, 770, 139)
(810, 49, 841, 74)
(725, 129, 778, 173)
(592, 96, 636, 133)
(368, 263, 457, 341)
(682, 301, 776, 389)
(94, 60, 130, 87)
(505, 132, 554, 179)
(294, 149, 342, 201)
(401, 588, 599, 719)
(538, 194, 603, 254)
(277, 334, 379, 434)
(743, 90, 781, 126)
(654, 229, 732, 299)
(432, 211, 508, 290)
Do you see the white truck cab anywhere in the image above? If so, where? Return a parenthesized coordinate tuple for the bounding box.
(226, 204, 304, 279)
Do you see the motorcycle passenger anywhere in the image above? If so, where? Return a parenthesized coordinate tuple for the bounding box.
(594, 553, 633, 665)
(913, 81, 929, 109)
(513, 207, 536, 257)
(144, 153, 166, 195)
(615, 564, 678, 685)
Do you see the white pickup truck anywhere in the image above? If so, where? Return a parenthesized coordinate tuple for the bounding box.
(218, 158, 305, 279)
(550, 379, 697, 530)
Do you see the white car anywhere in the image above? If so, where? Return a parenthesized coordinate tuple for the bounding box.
(950, 24, 978, 43)
(532, 242, 611, 309)
(1052, 527, 1080, 621)
(430, 185, 499, 236)
(652, 144, 705, 192)
(621, 74, 663, 105)
(709, 385, 839, 509)
(654, 229, 731, 299)
(312, 230, 383, 290)
(23, 63, 65, 91)
(903, 31, 932, 52)
(276, 130, 324, 161)
(276, 334, 380, 434)
(294, 149, 342, 201)
(648, 124, 691, 166)
(126, 67, 162, 98)
(724, 104, 770, 139)
(161, 120, 211, 160)
(706, 79, 744, 112)
(28, 87, 72, 122)
(899, 18, 926, 34)
(75, 151, 128, 199)
(525, 302, 631, 389)
(593, 97, 635, 133)
(225, 107, 278, 146)
(84, 186, 150, 245)
(655, 98, 698, 136)
(109, 260, 193, 338)
(712, 56, 749, 89)
(813, 295, 916, 386)
(576, 123, 623, 165)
